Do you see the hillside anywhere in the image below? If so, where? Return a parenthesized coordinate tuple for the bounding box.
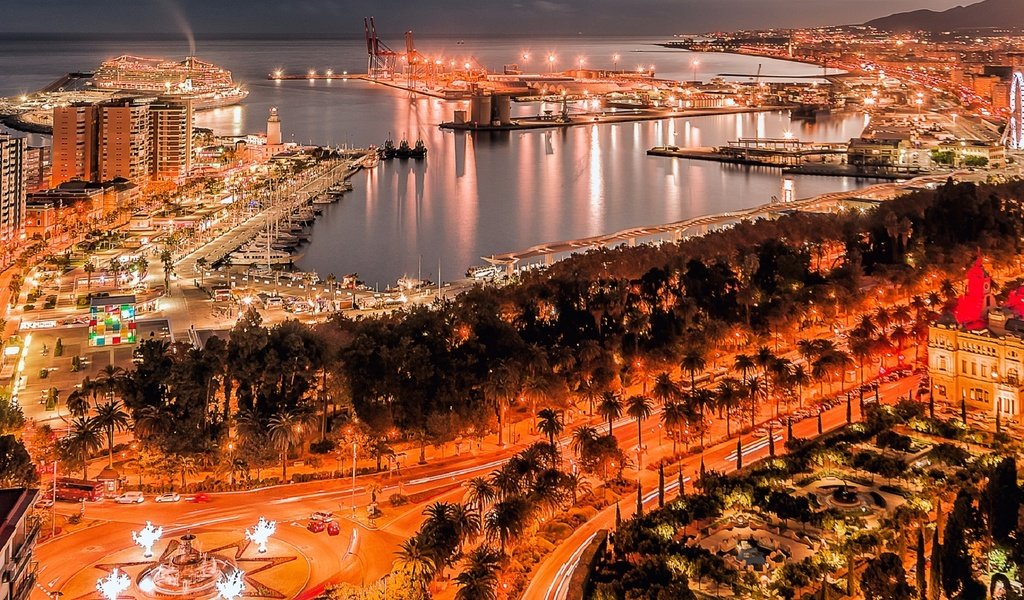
(866, 0, 1024, 31)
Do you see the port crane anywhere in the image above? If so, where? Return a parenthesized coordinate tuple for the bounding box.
(364, 17, 398, 79)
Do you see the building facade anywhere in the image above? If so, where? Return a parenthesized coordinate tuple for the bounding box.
(0, 488, 39, 600)
(51, 104, 99, 187)
(928, 258, 1024, 417)
(151, 100, 193, 181)
(23, 146, 50, 193)
(98, 99, 151, 184)
(0, 134, 26, 268)
(52, 98, 192, 187)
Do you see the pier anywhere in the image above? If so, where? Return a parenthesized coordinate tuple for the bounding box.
(480, 172, 963, 275)
(648, 137, 848, 167)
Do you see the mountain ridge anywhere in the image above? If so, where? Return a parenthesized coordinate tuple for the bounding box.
(866, 0, 1024, 31)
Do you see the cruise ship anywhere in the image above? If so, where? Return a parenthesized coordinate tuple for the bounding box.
(91, 55, 249, 110)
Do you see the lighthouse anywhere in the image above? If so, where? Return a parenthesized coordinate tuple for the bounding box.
(267, 107, 282, 146)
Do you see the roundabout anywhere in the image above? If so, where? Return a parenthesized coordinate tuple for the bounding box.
(60, 530, 309, 600)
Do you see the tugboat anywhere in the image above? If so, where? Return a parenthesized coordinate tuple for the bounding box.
(379, 136, 397, 160)
(410, 138, 427, 159)
(395, 138, 413, 159)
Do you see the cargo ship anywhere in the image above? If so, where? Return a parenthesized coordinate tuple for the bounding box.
(91, 55, 249, 110)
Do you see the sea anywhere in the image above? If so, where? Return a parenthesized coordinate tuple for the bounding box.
(0, 36, 873, 286)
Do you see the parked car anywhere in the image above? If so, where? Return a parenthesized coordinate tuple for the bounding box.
(116, 492, 145, 504)
(155, 492, 180, 503)
(34, 496, 54, 509)
(310, 511, 334, 522)
(307, 519, 326, 533)
(185, 493, 211, 503)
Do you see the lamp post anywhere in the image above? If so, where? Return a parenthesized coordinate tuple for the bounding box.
(613, 54, 620, 71)
(548, 54, 556, 73)
(691, 59, 699, 83)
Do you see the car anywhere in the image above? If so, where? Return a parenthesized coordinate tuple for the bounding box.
(310, 511, 334, 522)
(307, 519, 326, 533)
(155, 492, 180, 503)
(185, 492, 211, 503)
(34, 496, 54, 509)
(115, 492, 145, 504)
(327, 521, 340, 536)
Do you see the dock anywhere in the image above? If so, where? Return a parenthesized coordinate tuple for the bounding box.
(441, 106, 791, 133)
(648, 137, 848, 167)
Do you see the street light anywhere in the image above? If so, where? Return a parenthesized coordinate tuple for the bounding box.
(613, 54, 620, 71)
(548, 53, 556, 73)
(691, 59, 699, 83)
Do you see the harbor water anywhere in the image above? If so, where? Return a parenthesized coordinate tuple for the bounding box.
(0, 36, 873, 285)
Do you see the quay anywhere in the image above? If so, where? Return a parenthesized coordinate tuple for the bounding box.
(441, 106, 791, 133)
(648, 138, 848, 167)
(480, 171, 967, 275)
(648, 140, 947, 180)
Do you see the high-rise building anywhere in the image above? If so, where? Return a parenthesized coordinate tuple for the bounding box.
(23, 146, 51, 193)
(267, 107, 282, 145)
(51, 104, 98, 187)
(98, 99, 151, 184)
(52, 99, 152, 187)
(0, 134, 26, 267)
(151, 99, 193, 181)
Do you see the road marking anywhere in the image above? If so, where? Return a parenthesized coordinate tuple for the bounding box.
(725, 434, 783, 462)
(164, 515, 239, 534)
(547, 532, 598, 600)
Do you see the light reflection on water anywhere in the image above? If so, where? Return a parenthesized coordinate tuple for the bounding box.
(0, 36, 874, 283)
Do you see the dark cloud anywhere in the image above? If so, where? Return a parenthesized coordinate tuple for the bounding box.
(3, 0, 970, 36)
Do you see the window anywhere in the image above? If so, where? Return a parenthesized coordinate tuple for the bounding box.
(972, 362, 977, 376)
(940, 357, 948, 372)
(962, 360, 968, 373)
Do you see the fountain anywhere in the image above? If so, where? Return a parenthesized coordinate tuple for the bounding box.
(137, 533, 236, 599)
(132, 522, 163, 558)
(245, 517, 276, 554)
(215, 569, 246, 600)
(97, 569, 131, 600)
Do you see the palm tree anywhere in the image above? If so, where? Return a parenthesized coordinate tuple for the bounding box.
(96, 364, 125, 405)
(597, 391, 622, 434)
(789, 364, 811, 409)
(464, 477, 497, 513)
(536, 408, 564, 448)
(455, 546, 502, 600)
(267, 409, 305, 480)
(680, 346, 707, 391)
(744, 376, 766, 428)
(66, 388, 90, 419)
(482, 363, 518, 447)
(485, 496, 533, 553)
(571, 425, 599, 463)
(849, 334, 874, 389)
(651, 372, 679, 407)
(734, 353, 755, 385)
(83, 260, 96, 289)
(575, 377, 601, 416)
(195, 257, 208, 287)
(625, 395, 654, 460)
(93, 399, 130, 467)
(716, 378, 742, 438)
(62, 416, 102, 479)
(563, 471, 591, 505)
(395, 537, 436, 591)
(449, 504, 482, 552)
(661, 399, 689, 454)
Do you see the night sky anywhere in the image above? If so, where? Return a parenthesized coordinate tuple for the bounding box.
(5, 0, 969, 36)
